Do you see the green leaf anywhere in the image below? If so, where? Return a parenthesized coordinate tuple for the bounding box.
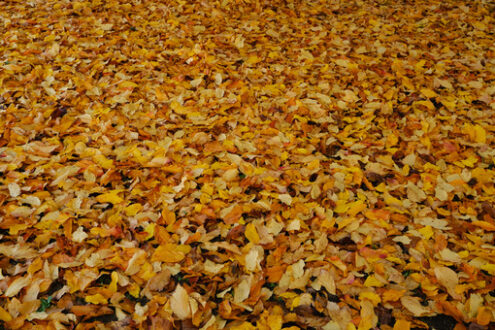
(37, 296, 53, 312)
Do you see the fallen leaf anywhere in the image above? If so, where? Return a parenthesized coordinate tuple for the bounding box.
(170, 285, 191, 320)
(151, 244, 191, 263)
(85, 293, 108, 305)
(400, 296, 430, 316)
(434, 266, 460, 299)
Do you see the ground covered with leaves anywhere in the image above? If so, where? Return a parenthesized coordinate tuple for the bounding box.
(0, 0, 494, 329)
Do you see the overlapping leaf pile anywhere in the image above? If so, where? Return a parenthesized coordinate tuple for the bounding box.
(1, 0, 495, 329)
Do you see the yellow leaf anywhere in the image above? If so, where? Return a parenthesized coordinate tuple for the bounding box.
(418, 226, 434, 240)
(245, 223, 260, 244)
(231, 322, 257, 330)
(415, 100, 435, 110)
(280, 292, 298, 299)
(246, 55, 260, 65)
(128, 283, 140, 297)
(384, 194, 401, 206)
(415, 60, 426, 70)
(266, 306, 283, 330)
(461, 155, 478, 168)
(307, 159, 320, 170)
(437, 208, 450, 216)
(386, 133, 399, 148)
(348, 200, 366, 216)
(474, 125, 486, 144)
(472, 221, 495, 231)
(393, 319, 411, 330)
(441, 99, 456, 110)
(335, 59, 350, 67)
(472, 168, 493, 183)
(294, 148, 310, 155)
(462, 123, 476, 141)
(382, 289, 406, 302)
(170, 101, 188, 115)
(462, 124, 486, 143)
(187, 111, 203, 119)
(364, 275, 384, 287)
(334, 200, 350, 213)
(28, 258, 43, 275)
(420, 88, 437, 98)
(458, 250, 469, 258)
(9, 223, 29, 235)
(119, 81, 138, 88)
(201, 183, 214, 196)
(291, 296, 301, 310)
(124, 203, 142, 216)
(96, 191, 124, 204)
(162, 208, 176, 226)
(386, 256, 405, 265)
(137, 262, 156, 281)
(358, 300, 377, 330)
(0, 306, 12, 322)
(109, 271, 118, 292)
(85, 293, 108, 305)
(144, 223, 156, 240)
(337, 217, 355, 230)
(402, 77, 415, 90)
(472, 22, 486, 31)
(481, 264, 495, 275)
(155, 88, 168, 101)
(151, 244, 191, 263)
(359, 291, 381, 306)
(93, 154, 114, 169)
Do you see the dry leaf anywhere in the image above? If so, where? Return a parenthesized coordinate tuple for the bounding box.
(434, 266, 461, 299)
(400, 296, 430, 316)
(170, 285, 191, 320)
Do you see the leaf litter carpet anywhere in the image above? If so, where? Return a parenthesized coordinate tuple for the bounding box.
(0, 0, 495, 329)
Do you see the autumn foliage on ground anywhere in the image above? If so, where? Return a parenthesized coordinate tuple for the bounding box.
(0, 0, 495, 329)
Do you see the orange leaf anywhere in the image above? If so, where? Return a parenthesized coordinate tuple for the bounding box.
(161, 208, 176, 226)
(393, 319, 410, 330)
(151, 244, 191, 263)
(365, 209, 390, 221)
(266, 265, 286, 283)
(224, 205, 243, 224)
(477, 307, 492, 326)
(382, 289, 406, 302)
(472, 221, 495, 231)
